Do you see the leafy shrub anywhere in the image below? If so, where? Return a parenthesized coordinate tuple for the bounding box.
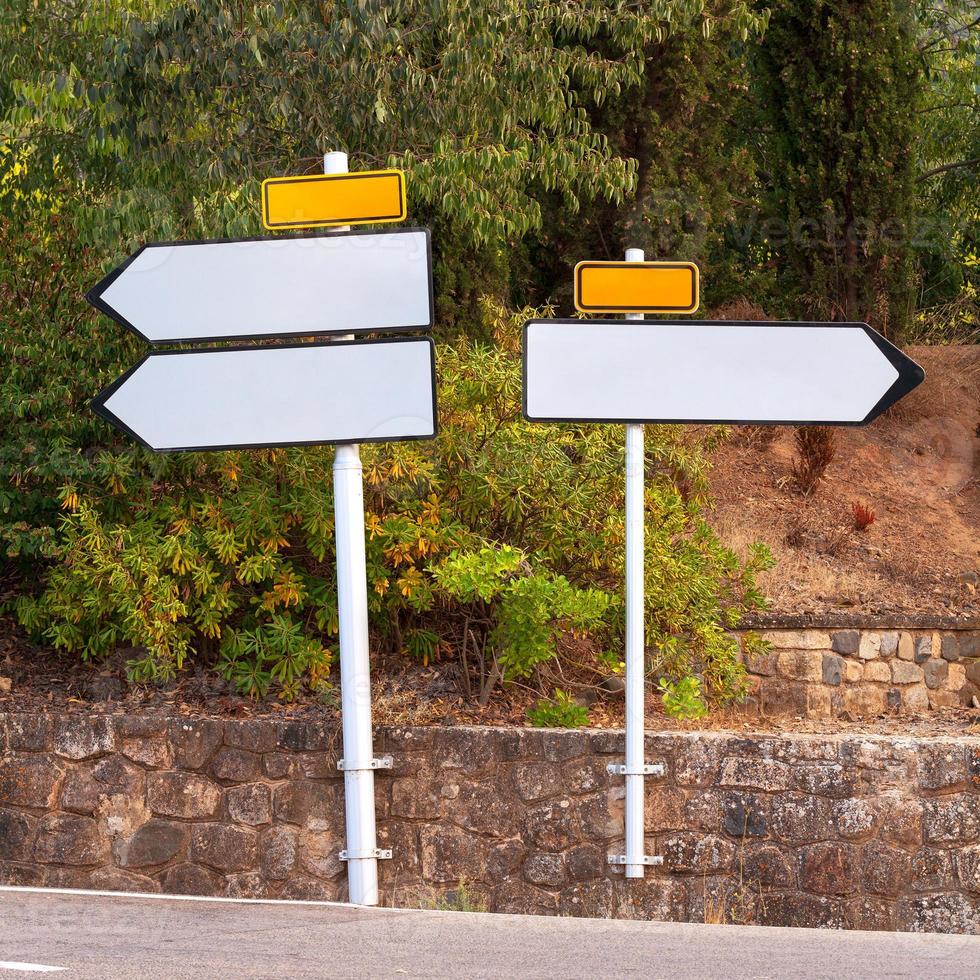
(435, 545, 609, 705)
(527, 689, 590, 729)
(659, 675, 708, 721)
(907, 291, 980, 346)
(217, 616, 332, 700)
(4, 266, 771, 704)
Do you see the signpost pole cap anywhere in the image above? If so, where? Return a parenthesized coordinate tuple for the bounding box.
(324, 151, 349, 174)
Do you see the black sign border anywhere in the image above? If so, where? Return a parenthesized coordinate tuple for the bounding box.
(521, 319, 925, 427)
(92, 335, 439, 453)
(85, 226, 434, 346)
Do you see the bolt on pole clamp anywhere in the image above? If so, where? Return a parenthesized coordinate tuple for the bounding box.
(339, 848, 392, 861)
(336, 756, 394, 772)
(607, 854, 663, 867)
(606, 762, 666, 777)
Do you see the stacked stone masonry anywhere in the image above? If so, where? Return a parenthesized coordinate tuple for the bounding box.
(1, 713, 979, 933)
(738, 627, 980, 719)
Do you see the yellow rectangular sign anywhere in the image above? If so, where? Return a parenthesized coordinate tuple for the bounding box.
(261, 169, 406, 230)
(574, 260, 700, 314)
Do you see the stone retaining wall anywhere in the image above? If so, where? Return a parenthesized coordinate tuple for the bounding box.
(2, 713, 979, 933)
(737, 627, 980, 719)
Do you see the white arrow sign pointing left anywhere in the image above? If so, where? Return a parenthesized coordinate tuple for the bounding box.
(93, 337, 437, 451)
(86, 228, 433, 344)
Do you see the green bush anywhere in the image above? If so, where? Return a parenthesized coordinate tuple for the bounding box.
(435, 545, 610, 705)
(527, 690, 591, 730)
(658, 675, 708, 721)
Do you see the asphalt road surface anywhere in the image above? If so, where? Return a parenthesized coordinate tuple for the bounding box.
(1, 887, 978, 979)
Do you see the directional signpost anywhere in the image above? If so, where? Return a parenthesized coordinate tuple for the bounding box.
(524, 319, 923, 425)
(88, 140, 928, 905)
(89, 152, 433, 908)
(93, 338, 437, 452)
(87, 228, 432, 344)
(524, 252, 925, 882)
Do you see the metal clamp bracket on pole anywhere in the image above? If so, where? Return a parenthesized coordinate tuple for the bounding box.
(336, 756, 394, 772)
(339, 848, 393, 861)
(607, 854, 663, 867)
(606, 762, 666, 777)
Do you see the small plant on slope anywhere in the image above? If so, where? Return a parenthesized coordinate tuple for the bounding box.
(792, 426, 836, 495)
(527, 689, 591, 729)
(851, 501, 876, 532)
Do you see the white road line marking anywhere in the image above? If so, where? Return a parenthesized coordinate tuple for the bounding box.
(0, 963, 67, 973)
(0, 884, 399, 912)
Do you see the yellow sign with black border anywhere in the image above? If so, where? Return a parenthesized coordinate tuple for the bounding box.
(574, 260, 700, 314)
(261, 169, 406, 230)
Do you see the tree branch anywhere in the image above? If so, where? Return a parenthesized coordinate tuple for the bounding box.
(917, 157, 980, 182)
(918, 13, 980, 53)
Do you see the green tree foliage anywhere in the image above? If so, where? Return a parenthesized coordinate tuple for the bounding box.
(1, 1, 768, 329)
(750, 0, 921, 334)
(1, 3, 607, 252)
(537, 6, 771, 309)
(909, 0, 979, 340)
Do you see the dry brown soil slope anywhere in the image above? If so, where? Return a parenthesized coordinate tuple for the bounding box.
(708, 345, 979, 620)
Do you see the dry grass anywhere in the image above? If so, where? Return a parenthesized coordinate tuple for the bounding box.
(392, 879, 489, 913)
(707, 298, 772, 322)
(792, 426, 837, 495)
(713, 511, 875, 609)
(702, 885, 728, 925)
(372, 685, 454, 726)
(700, 835, 766, 927)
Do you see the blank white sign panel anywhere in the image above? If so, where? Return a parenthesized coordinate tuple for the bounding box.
(94, 338, 437, 451)
(88, 228, 432, 343)
(523, 320, 918, 425)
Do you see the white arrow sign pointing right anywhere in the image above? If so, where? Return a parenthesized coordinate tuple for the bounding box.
(523, 320, 923, 426)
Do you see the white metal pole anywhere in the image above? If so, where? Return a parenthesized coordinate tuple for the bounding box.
(326, 150, 381, 906)
(623, 246, 645, 879)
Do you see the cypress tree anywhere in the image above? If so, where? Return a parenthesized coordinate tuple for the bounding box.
(753, 0, 919, 335)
